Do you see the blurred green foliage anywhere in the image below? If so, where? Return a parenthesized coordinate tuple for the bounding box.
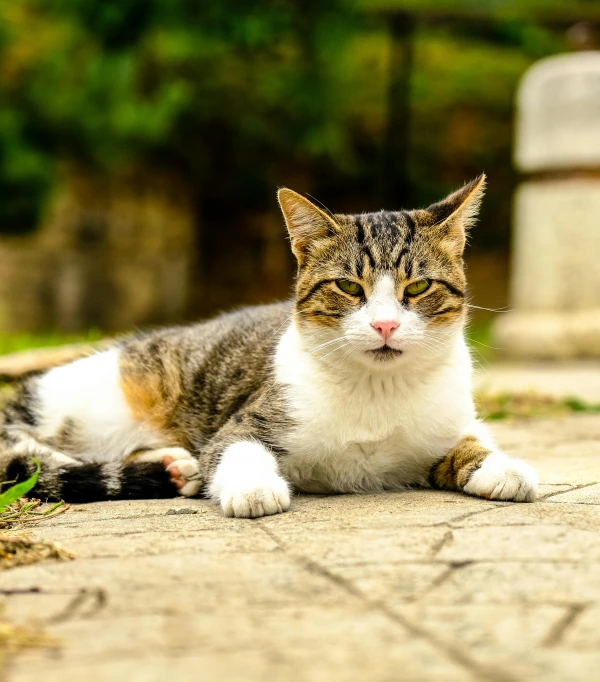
(0, 329, 104, 356)
(0, 0, 582, 244)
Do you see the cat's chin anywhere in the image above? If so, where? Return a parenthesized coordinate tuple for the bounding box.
(354, 345, 407, 369)
(366, 347, 403, 361)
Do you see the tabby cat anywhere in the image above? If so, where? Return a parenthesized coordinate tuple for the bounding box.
(0, 175, 538, 517)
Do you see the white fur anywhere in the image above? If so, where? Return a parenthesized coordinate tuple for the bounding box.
(35, 349, 163, 462)
(102, 462, 124, 496)
(363, 274, 401, 334)
(275, 320, 474, 493)
(209, 441, 291, 518)
(10, 437, 76, 465)
(463, 450, 538, 502)
(133, 447, 193, 463)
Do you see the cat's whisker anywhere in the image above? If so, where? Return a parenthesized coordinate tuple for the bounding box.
(318, 342, 352, 363)
(307, 336, 349, 355)
(466, 304, 511, 313)
(265, 312, 298, 343)
(468, 347, 490, 372)
(467, 339, 501, 350)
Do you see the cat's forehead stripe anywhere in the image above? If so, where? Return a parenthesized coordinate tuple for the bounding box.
(345, 211, 416, 274)
(402, 211, 416, 242)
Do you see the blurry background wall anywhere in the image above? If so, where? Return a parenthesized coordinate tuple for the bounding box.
(0, 0, 597, 334)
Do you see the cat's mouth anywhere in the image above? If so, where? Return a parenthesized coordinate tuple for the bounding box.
(367, 346, 403, 360)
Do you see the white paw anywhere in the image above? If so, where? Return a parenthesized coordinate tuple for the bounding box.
(220, 473, 291, 518)
(162, 451, 202, 497)
(210, 440, 291, 518)
(463, 451, 538, 502)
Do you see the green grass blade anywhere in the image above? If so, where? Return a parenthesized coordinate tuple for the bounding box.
(0, 458, 40, 512)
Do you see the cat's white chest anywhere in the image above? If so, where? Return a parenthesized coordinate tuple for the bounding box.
(274, 325, 475, 493)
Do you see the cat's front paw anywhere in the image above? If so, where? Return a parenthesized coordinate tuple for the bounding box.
(463, 451, 538, 502)
(210, 440, 291, 518)
(220, 474, 291, 518)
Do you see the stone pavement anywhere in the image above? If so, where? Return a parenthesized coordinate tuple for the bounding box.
(2, 411, 599, 682)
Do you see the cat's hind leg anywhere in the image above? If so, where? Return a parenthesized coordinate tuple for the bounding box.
(128, 447, 202, 497)
(3, 446, 184, 502)
(1, 423, 193, 502)
(1, 349, 204, 502)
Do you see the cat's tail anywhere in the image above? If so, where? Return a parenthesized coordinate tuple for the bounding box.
(2, 451, 177, 503)
(0, 382, 176, 502)
(0, 382, 177, 502)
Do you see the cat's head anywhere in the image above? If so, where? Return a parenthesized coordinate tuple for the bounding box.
(278, 175, 485, 370)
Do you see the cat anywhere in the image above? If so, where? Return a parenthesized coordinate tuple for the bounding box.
(0, 174, 538, 517)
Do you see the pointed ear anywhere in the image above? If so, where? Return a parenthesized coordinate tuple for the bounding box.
(277, 188, 339, 263)
(424, 174, 486, 255)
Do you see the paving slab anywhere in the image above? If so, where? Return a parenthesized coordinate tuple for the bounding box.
(3, 414, 600, 682)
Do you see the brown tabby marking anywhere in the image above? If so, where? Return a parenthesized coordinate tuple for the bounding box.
(119, 347, 185, 434)
(429, 435, 491, 493)
(120, 373, 171, 431)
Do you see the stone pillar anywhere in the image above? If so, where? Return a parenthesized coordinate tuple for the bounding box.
(493, 52, 600, 358)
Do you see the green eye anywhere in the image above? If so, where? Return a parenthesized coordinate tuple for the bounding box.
(337, 279, 364, 296)
(405, 279, 431, 296)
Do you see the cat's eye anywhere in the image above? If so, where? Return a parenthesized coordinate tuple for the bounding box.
(336, 279, 364, 297)
(405, 279, 431, 296)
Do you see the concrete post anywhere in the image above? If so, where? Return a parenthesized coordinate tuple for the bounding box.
(493, 52, 600, 358)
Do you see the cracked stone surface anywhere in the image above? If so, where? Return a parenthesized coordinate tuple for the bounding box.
(3, 414, 600, 682)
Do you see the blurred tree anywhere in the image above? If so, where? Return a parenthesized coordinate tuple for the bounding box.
(0, 0, 583, 318)
(0, 1, 379, 206)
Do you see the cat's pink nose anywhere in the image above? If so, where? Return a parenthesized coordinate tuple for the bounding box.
(371, 320, 399, 340)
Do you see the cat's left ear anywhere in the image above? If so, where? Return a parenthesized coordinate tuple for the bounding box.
(424, 174, 486, 255)
(278, 188, 339, 264)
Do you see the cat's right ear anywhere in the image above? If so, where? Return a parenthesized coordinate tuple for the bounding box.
(277, 189, 338, 264)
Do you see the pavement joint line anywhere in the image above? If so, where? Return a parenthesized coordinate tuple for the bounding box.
(428, 529, 454, 558)
(540, 603, 589, 648)
(303, 558, 598, 569)
(315, 555, 578, 568)
(536, 481, 599, 501)
(444, 504, 508, 527)
(45, 588, 108, 625)
(257, 523, 518, 682)
(537, 484, 577, 500)
(405, 560, 475, 604)
(549, 500, 600, 507)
